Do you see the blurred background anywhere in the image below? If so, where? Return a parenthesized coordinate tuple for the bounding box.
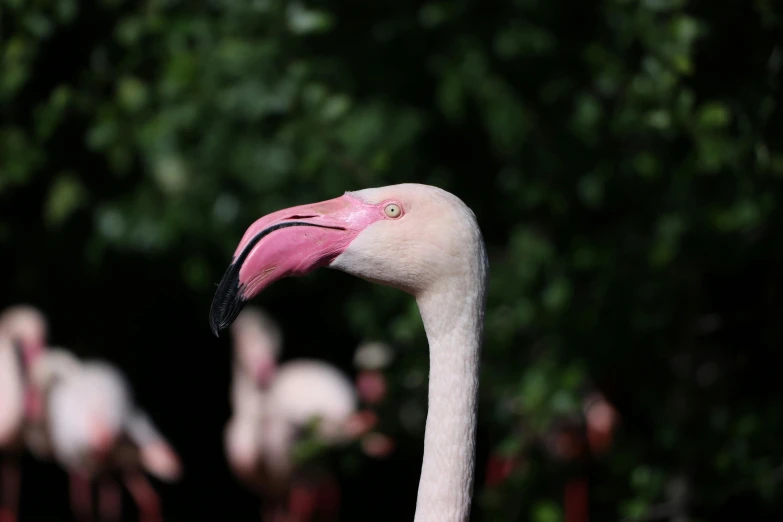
(2, 0, 783, 521)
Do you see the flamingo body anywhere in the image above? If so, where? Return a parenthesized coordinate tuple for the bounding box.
(47, 361, 132, 474)
(268, 360, 357, 439)
(32, 350, 180, 522)
(226, 308, 373, 522)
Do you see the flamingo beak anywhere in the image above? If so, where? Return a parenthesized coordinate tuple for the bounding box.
(210, 193, 385, 335)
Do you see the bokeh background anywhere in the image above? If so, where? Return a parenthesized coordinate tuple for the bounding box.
(2, 0, 783, 521)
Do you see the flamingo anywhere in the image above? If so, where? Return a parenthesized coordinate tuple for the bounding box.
(210, 184, 488, 522)
(29, 349, 181, 522)
(353, 341, 393, 407)
(352, 342, 396, 458)
(548, 391, 619, 522)
(225, 306, 378, 522)
(483, 390, 620, 522)
(0, 305, 48, 522)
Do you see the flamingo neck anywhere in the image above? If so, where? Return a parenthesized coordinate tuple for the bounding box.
(413, 267, 487, 522)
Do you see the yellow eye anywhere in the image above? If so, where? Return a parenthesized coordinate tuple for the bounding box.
(384, 203, 401, 218)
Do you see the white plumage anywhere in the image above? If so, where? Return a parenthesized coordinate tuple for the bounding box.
(47, 360, 132, 474)
(267, 361, 358, 441)
(30, 349, 181, 522)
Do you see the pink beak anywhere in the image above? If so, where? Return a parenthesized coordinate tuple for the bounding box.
(210, 193, 386, 335)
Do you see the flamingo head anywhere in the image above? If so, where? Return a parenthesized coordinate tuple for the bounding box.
(0, 305, 48, 369)
(210, 184, 485, 335)
(140, 441, 183, 482)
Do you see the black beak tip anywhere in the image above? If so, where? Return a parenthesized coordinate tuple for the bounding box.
(209, 320, 221, 338)
(209, 261, 247, 338)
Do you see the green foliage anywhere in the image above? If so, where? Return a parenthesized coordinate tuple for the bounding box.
(2, 0, 782, 520)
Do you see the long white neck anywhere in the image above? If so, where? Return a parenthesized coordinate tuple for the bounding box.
(413, 261, 487, 522)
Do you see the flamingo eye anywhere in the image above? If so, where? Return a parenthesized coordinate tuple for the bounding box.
(384, 204, 401, 218)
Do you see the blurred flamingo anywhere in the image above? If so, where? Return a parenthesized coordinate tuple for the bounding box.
(225, 307, 377, 522)
(352, 341, 396, 458)
(353, 341, 392, 407)
(30, 349, 181, 522)
(536, 390, 619, 522)
(0, 305, 47, 522)
(210, 184, 488, 522)
(483, 390, 620, 522)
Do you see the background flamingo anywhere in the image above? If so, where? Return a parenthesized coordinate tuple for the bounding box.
(210, 184, 488, 522)
(353, 341, 393, 407)
(0, 305, 47, 522)
(352, 342, 396, 459)
(483, 390, 620, 522)
(30, 349, 181, 522)
(225, 307, 378, 522)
